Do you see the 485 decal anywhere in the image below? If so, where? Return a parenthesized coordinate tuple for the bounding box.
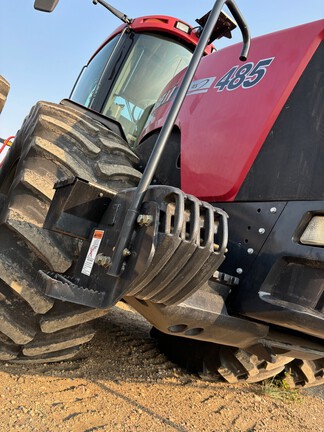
(185, 57, 275, 97)
(215, 57, 274, 91)
(152, 57, 275, 116)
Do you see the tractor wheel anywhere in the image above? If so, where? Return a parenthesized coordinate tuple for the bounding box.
(150, 328, 324, 388)
(0, 76, 10, 115)
(0, 101, 141, 363)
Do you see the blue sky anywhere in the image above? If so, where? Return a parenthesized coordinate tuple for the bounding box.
(0, 0, 323, 138)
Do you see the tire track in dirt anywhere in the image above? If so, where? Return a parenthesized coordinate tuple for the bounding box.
(0, 304, 323, 432)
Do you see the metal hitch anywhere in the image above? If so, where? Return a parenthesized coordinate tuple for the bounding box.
(39, 184, 228, 309)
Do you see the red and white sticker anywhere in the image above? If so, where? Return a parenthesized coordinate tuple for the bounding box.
(81, 230, 104, 276)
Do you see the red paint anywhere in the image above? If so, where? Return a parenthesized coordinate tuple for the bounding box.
(89, 15, 214, 63)
(0, 135, 14, 153)
(142, 20, 324, 201)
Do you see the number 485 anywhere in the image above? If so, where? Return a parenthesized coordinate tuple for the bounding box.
(214, 58, 274, 92)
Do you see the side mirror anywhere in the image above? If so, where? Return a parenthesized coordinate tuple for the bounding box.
(34, 0, 59, 12)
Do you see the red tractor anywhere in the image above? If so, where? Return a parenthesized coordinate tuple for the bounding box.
(0, 0, 323, 389)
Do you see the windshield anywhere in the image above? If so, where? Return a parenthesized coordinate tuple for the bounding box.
(71, 34, 120, 108)
(101, 34, 192, 145)
(70, 32, 192, 145)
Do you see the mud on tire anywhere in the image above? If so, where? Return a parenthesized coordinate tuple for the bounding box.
(150, 328, 324, 388)
(0, 101, 141, 363)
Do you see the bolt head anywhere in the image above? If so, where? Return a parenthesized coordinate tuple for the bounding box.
(137, 214, 153, 226)
(258, 228, 265, 234)
(95, 253, 111, 268)
(247, 248, 254, 255)
(270, 207, 277, 214)
(236, 268, 243, 275)
(122, 248, 131, 257)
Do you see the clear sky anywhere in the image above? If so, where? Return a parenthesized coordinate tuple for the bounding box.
(0, 0, 323, 138)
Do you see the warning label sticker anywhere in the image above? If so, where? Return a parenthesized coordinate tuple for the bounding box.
(81, 230, 104, 276)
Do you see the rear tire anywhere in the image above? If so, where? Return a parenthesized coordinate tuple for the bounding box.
(0, 101, 141, 363)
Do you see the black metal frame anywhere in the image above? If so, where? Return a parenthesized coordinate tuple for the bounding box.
(42, 183, 228, 309)
(225, 200, 324, 340)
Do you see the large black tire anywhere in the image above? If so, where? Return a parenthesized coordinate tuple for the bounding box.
(0, 76, 10, 115)
(150, 328, 324, 388)
(0, 101, 141, 363)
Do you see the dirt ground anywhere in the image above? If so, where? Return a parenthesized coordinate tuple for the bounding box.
(0, 304, 323, 432)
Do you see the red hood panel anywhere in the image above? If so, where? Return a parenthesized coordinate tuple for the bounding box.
(143, 20, 324, 201)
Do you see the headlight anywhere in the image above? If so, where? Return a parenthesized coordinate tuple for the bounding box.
(175, 21, 190, 34)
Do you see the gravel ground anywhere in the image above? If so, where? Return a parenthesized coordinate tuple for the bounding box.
(0, 304, 323, 432)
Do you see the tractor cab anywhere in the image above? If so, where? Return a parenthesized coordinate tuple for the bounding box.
(35, 0, 236, 146)
(69, 25, 195, 146)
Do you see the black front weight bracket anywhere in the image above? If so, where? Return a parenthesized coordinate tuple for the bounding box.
(39, 179, 228, 309)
